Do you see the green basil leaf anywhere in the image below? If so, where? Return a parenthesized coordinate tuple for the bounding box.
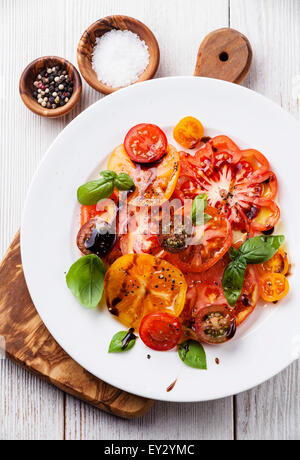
(222, 257, 247, 307)
(178, 340, 207, 369)
(77, 178, 114, 205)
(66, 254, 106, 308)
(108, 331, 136, 353)
(100, 170, 117, 180)
(229, 247, 240, 261)
(114, 173, 135, 191)
(239, 235, 285, 264)
(191, 194, 208, 226)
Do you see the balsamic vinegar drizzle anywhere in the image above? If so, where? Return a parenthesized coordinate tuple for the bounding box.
(166, 379, 178, 392)
(121, 328, 137, 350)
(84, 223, 116, 258)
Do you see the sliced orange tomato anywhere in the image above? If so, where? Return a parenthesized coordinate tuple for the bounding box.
(104, 254, 187, 329)
(173, 116, 204, 149)
(107, 144, 180, 207)
(259, 272, 289, 302)
(257, 248, 289, 276)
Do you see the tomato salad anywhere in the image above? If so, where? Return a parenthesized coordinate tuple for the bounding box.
(66, 118, 289, 369)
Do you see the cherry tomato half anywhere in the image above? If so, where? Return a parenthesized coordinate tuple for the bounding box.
(259, 273, 289, 302)
(194, 305, 236, 344)
(257, 248, 289, 276)
(124, 123, 168, 164)
(173, 116, 204, 149)
(77, 218, 116, 258)
(139, 312, 182, 351)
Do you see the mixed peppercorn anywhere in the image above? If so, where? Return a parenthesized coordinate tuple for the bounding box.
(32, 66, 73, 109)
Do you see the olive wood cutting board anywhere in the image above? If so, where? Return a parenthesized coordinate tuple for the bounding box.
(0, 29, 251, 419)
(0, 232, 153, 419)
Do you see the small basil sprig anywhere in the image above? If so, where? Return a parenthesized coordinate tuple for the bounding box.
(222, 235, 285, 306)
(66, 254, 106, 308)
(108, 329, 137, 353)
(77, 170, 135, 205)
(191, 194, 212, 226)
(178, 340, 207, 369)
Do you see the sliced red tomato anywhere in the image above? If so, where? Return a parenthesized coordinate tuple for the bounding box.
(180, 280, 227, 325)
(81, 196, 117, 226)
(211, 135, 241, 163)
(81, 204, 100, 227)
(240, 149, 269, 172)
(139, 312, 182, 351)
(260, 171, 278, 200)
(119, 208, 162, 256)
(180, 257, 259, 336)
(173, 135, 279, 232)
(250, 198, 280, 232)
(234, 266, 259, 326)
(164, 206, 232, 273)
(124, 123, 168, 164)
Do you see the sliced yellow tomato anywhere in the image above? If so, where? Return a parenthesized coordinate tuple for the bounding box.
(107, 144, 180, 207)
(257, 248, 289, 276)
(104, 254, 187, 329)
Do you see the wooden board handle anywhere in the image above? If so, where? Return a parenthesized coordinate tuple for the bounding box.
(194, 28, 252, 84)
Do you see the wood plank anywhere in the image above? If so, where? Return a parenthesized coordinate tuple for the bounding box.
(230, 0, 300, 440)
(65, 396, 233, 440)
(0, 0, 69, 440)
(0, 360, 64, 440)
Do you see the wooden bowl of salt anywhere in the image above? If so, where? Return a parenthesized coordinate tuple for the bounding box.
(77, 15, 160, 95)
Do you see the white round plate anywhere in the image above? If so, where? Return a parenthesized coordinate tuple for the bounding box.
(21, 77, 300, 402)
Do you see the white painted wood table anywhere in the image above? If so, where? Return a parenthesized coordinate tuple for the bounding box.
(0, 0, 299, 440)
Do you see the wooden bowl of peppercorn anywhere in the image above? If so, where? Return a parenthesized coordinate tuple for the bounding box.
(19, 56, 82, 118)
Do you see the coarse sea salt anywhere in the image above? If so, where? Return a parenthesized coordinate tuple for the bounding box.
(92, 29, 150, 88)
